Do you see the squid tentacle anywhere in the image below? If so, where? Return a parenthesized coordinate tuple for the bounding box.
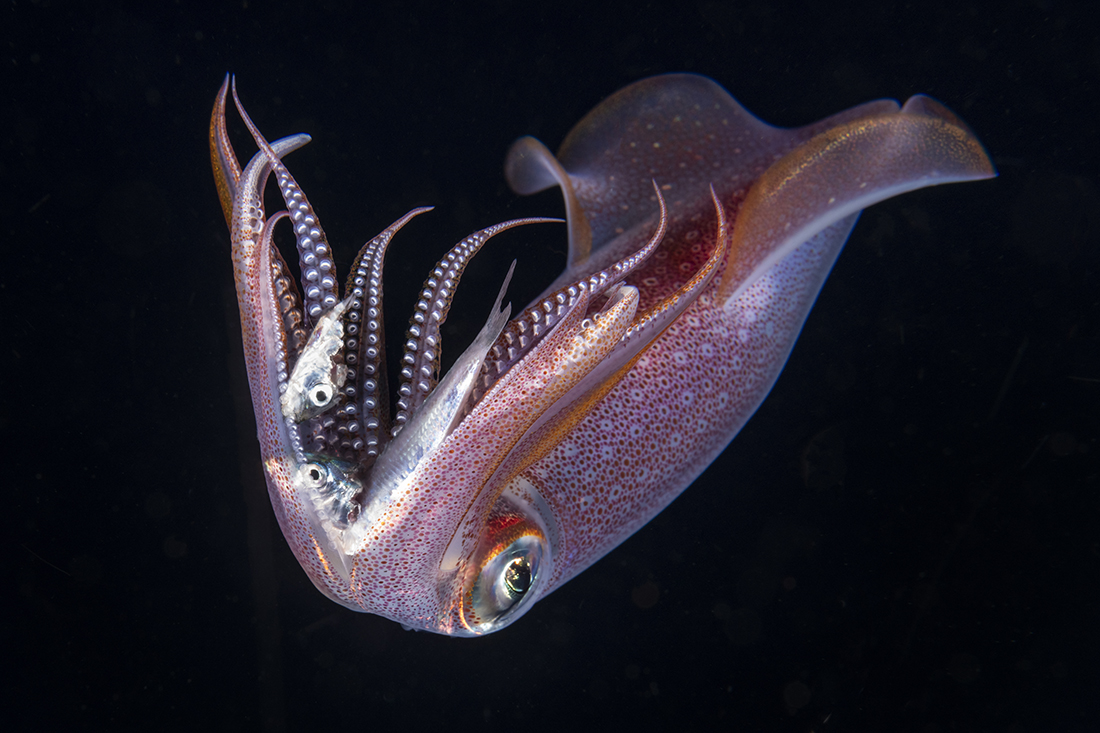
(230, 78, 340, 328)
(390, 217, 562, 435)
(472, 182, 668, 411)
(337, 207, 434, 465)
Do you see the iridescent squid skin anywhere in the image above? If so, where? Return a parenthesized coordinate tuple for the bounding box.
(211, 73, 994, 636)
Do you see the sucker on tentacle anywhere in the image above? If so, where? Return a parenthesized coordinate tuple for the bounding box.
(359, 263, 518, 530)
(231, 78, 340, 329)
(391, 216, 563, 437)
(470, 189, 726, 502)
(322, 207, 434, 464)
(469, 182, 668, 412)
(228, 75, 567, 468)
(531, 186, 730, 423)
(268, 239, 310, 364)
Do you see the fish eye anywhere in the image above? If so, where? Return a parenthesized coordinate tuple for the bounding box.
(468, 533, 544, 632)
(307, 382, 333, 408)
(297, 455, 363, 529)
(300, 462, 328, 488)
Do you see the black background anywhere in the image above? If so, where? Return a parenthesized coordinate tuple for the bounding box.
(5, 1, 1098, 730)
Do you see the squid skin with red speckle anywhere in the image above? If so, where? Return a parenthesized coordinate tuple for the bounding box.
(211, 73, 994, 636)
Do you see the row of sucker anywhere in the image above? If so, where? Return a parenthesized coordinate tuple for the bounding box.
(310, 208, 435, 466)
(390, 217, 562, 437)
(230, 80, 339, 330)
(273, 165, 339, 327)
(467, 184, 668, 413)
(269, 240, 310, 369)
(258, 210, 308, 466)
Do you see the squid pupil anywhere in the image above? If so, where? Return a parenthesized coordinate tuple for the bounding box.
(309, 466, 324, 483)
(504, 558, 532, 597)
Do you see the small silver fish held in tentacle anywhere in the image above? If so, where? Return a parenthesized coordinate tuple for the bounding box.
(297, 454, 365, 530)
(281, 296, 351, 423)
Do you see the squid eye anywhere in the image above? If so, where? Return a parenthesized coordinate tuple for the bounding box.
(307, 382, 333, 408)
(468, 534, 544, 631)
(503, 556, 532, 596)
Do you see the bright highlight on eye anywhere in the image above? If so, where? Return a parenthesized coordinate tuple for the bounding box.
(467, 533, 545, 634)
(308, 383, 332, 408)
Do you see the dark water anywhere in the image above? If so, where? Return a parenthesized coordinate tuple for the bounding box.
(7, 2, 1098, 730)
